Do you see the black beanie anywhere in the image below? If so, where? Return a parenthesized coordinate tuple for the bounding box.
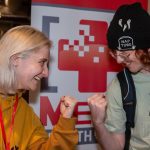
(107, 2, 150, 51)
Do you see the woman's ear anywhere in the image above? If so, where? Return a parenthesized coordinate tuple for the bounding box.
(10, 54, 20, 67)
(148, 48, 150, 53)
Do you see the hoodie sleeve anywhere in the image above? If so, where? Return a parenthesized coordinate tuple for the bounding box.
(27, 115, 78, 150)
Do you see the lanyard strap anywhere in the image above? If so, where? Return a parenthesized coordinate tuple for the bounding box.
(0, 94, 18, 150)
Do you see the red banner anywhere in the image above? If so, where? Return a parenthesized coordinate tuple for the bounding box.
(32, 0, 148, 10)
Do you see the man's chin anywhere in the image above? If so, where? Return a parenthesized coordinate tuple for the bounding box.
(128, 68, 140, 74)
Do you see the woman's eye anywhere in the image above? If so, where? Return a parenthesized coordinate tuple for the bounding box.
(39, 61, 45, 66)
(39, 59, 49, 67)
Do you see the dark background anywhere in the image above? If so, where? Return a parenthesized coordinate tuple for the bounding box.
(0, 0, 31, 37)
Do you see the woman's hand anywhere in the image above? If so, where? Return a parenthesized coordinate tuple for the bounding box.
(60, 96, 77, 118)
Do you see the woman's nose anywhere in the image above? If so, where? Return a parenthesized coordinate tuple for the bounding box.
(42, 67, 49, 77)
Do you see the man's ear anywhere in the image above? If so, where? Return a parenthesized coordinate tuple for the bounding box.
(10, 54, 20, 67)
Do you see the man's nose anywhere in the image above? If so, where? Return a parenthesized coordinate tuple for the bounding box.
(116, 55, 125, 64)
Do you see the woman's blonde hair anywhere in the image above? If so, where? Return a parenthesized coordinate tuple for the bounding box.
(0, 25, 51, 94)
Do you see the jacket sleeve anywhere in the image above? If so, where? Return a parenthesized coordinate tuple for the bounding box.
(27, 116, 78, 150)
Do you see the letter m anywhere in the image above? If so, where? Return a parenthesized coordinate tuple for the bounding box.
(40, 96, 61, 126)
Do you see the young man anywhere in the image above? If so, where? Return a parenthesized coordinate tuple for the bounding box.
(88, 2, 150, 150)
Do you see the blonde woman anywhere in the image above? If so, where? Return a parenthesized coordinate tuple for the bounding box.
(0, 25, 78, 150)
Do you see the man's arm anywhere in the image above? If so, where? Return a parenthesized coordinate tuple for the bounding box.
(88, 93, 125, 150)
(94, 122, 125, 150)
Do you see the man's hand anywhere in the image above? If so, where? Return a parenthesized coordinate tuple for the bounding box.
(88, 93, 107, 126)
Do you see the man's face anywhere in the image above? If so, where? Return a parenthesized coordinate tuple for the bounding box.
(110, 50, 144, 73)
